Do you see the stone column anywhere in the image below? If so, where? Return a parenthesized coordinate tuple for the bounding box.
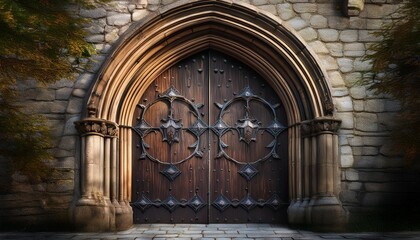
(71, 118, 118, 231)
(299, 117, 347, 230)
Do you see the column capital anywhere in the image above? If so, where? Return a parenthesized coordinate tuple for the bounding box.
(301, 117, 341, 137)
(75, 118, 119, 137)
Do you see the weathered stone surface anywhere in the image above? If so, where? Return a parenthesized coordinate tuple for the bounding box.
(293, 3, 317, 13)
(341, 154, 354, 168)
(355, 112, 378, 131)
(132, 9, 149, 21)
(350, 86, 366, 99)
(345, 169, 359, 181)
(328, 71, 345, 87)
(343, 72, 362, 86)
(353, 100, 364, 111)
(47, 180, 74, 193)
(310, 15, 328, 28)
(58, 136, 77, 151)
(298, 27, 318, 41)
(287, 17, 308, 31)
(63, 116, 80, 136)
(344, 43, 365, 57)
(325, 43, 343, 57)
(318, 29, 339, 42)
(107, 13, 131, 26)
(85, 34, 104, 43)
(258, 5, 277, 15)
(340, 190, 358, 203)
(277, 3, 296, 20)
(335, 112, 354, 129)
(319, 55, 338, 71)
(335, 96, 353, 112)
(56, 88, 73, 100)
(80, 8, 107, 19)
(332, 87, 349, 97)
(74, 73, 94, 89)
(359, 30, 382, 42)
(50, 101, 68, 114)
(354, 58, 372, 71)
(309, 41, 329, 54)
(384, 99, 400, 112)
(66, 97, 84, 114)
(354, 155, 383, 168)
(340, 30, 358, 42)
(251, 0, 269, 6)
(337, 58, 353, 73)
(365, 99, 385, 112)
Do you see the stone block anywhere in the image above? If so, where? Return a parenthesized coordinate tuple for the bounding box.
(80, 8, 107, 19)
(354, 58, 372, 71)
(326, 43, 343, 57)
(105, 31, 119, 43)
(340, 30, 358, 42)
(355, 112, 378, 131)
(350, 86, 366, 99)
(63, 116, 80, 136)
(340, 190, 359, 203)
(349, 17, 367, 29)
(363, 4, 398, 19)
(310, 15, 328, 28)
(251, 0, 268, 6)
(318, 29, 339, 42)
(359, 30, 382, 42)
(343, 72, 362, 86)
(277, 3, 296, 21)
(259, 5, 278, 15)
(366, 19, 385, 30)
(47, 180, 74, 193)
(337, 58, 354, 73)
(331, 87, 349, 97)
(84, 25, 104, 34)
(66, 97, 84, 114)
(327, 71, 345, 87)
(293, 3, 317, 13)
(353, 100, 364, 111)
(341, 146, 353, 155)
(309, 41, 329, 54)
(287, 17, 308, 31)
(344, 43, 365, 57)
(335, 112, 354, 129)
(107, 13, 131, 26)
(50, 101, 68, 114)
(334, 96, 353, 112)
(72, 88, 86, 98)
(347, 182, 362, 191)
(363, 136, 385, 146)
(345, 169, 359, 181)
(56, 88, 72, 100)
(59, 136, 77, 151)
(132, 9, 149, 21)
(317, 3, 338, 16)
(328, 16, 350, 29)
(365, 99, 385, 112)
(85, 34, 104, 43)
(319, 55, 338, 71)
(341, 154, 354, 168)
(298, 27, 318, 41)
(353, 155, 383, 168)
(74, 73, 94, 89)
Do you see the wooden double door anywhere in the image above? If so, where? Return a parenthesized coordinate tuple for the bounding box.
(132, 50, 288, 223)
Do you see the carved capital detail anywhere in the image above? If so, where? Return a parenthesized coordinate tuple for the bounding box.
(301, 117, 341, 137)
(75, 118, 119, 137)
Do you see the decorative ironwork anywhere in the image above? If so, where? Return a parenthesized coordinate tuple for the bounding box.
(160, 165, 182, 182)
(133, 86, 207, 165)
(132, 193, 207, 213)
(162, 195, 180, 212)
(236, 116, 260, 144)
(212, 86, 287, 164)
(187, 194, 206, 213)
(238, 164, 258, 181)
(211, 194, 287, 212)
(160, 117, 182, 145)
(212, 194, 231, 212)
(131, 194, 153, 212)
(239, 194, 257, 211)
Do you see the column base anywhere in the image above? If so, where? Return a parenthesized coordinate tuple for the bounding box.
(309, 196, 348, 231)
(71, 198, 114, 232)
(115, 201, 133, 231)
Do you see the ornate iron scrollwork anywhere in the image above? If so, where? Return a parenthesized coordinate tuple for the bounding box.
(133, 86, 207, 165)
(212, 86, 287, 165)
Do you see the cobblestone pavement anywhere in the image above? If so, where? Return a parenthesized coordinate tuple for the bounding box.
(0, 224, 420, 240)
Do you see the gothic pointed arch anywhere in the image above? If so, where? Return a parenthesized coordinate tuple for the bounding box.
(72, 0, 346, 231)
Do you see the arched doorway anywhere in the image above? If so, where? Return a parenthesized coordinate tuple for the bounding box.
(131, 50, 288, 223)
(72, 0, 346, 231)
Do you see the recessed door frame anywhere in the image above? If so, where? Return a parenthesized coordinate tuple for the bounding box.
(72, 0, 346, 231)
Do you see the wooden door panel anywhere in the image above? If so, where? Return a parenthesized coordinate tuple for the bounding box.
(132, 50, 288, 223)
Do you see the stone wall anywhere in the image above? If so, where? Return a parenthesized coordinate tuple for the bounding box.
(1, 0, 419, 230)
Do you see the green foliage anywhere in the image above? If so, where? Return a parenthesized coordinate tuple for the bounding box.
(0, 0, 106, 184)
(361, 0, 420, 164)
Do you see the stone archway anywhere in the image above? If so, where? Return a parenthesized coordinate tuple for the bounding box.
(72, 0, 346, 231)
